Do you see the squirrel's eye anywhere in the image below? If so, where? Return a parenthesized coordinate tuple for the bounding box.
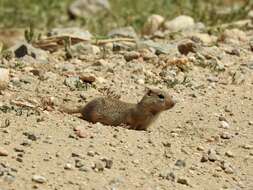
(147, 90, 152, 96)
(158, 94, 165, 99)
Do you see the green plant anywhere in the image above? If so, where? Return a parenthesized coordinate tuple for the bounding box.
(14, 61, 25, 69)
(64, 37, 73, 59)
(1, 50, 13, 60)
(24, 24, 36, 43)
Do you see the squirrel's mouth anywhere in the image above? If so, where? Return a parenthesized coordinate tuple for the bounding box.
(166, 99, 176, 109)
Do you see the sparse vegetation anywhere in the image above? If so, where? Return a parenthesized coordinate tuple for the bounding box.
(0, 0, 251, 34)
(24, 24, 41, 44)
(63, 37, 73, 60)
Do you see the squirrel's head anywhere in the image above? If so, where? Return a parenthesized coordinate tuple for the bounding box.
(138, 88, 176, 114)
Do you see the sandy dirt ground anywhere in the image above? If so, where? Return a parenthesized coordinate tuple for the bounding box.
(0, 27, 253, 190)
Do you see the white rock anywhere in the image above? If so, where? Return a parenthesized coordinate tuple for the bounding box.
(0, 68, 9, 90)
(197, 146, 204, 151)
(32, 175, 47, 183)
(68, 0, 110, 18)
(108, 26, 137, 39)
(189, 33, 217, 44)
(225, 151, 234, 158)
(248, 10, 253, 19)
(64, 163, 73, 170)
(90, 45, 100, 54)
(137, 78, 145, 85)
(221, 161, 234, 174)
(92, 160, 105, 171)
(9, 42, 48, 62)
(49, 27, 92, 41)
(220, 121, 230, 129)
(0, 147, 8, 156)
(164, 15, 195, 32)
(220, 132, 232, 139)
(104, 42, 113, 50)
(96, 77, 107, 84)
(242, 144, 253, 150)
(71, 44, 100, 54)
(219, 29, 247, 44)
(142, 14, 165, 35)
(208, 148, 219, 161)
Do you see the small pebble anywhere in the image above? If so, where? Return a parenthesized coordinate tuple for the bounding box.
(23, 132, 38, 141)
(207, 76, 219, 83)
(79, 75, 96, 84)
(220, 132, 232, 139)
(241, 144, 253, 150)
(178, 41, 197, 55)
(124, 51, 140, 61)
(0, 68, 9, 90)
(201, 153, 208, 162)
(177, 177, 189, 186)
(75, 159, 84, 168)
(197, 146, 204, 151)
(92, 160, 105, 172)
(101, 157, 113, 169)
(79, 166, 90, 172)
(208, 149, 219, 162)
(166, 172, 176, 182)
(220, 161, 234, 174)
(162, 141, 171, 147)
(136, 78, 145, 85)
(14, 147, 24, 152)
(224, 166, 234, 174)
(16, 157, 23, 162)
(20, 139, 32, 146)
(225, 151, 234, 158)
(219, 116, 227, 122)
(159, 170, 175, 182)
(220, 121, 230, 129)
(132, 159, 139, 165)
(224, 106, 232, 113)
(87, 151, 95, 157)
(3, 174, 15, 183)
(64, 163, 73, 170)
(231, 48, 240, 56)
(32, 175, 47, 183)
(72, 152, 81, 157)
(175, 159, 186, 168)
(64, 77, 80, 89)
(74, 126, 88, 138)
(0, 147, 8, 156)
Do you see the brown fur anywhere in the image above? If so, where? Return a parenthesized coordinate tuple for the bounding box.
(61, 88, 176, 130)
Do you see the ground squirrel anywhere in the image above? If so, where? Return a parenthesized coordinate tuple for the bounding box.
(62, 88, 176, 130)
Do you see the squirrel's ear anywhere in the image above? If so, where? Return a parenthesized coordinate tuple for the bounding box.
(145, 87, 152, 96)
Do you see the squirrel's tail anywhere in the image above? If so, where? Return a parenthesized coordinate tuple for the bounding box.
(59, 105, 82, 114)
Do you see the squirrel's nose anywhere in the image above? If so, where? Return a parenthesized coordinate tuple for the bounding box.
(171, 100, 176, 107)
(171, 96, 178, 104)
(170, 96, 178, 108)
(166, 97, 176, 108)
